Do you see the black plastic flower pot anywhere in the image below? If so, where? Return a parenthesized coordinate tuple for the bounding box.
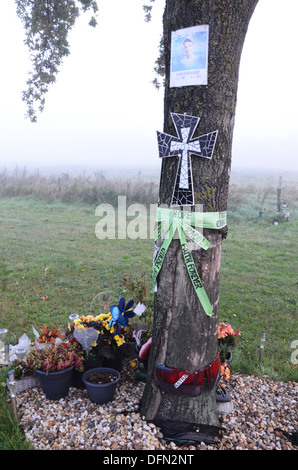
(82, 367, 120, 404)
(36, 366, 74, 400)
(102, 344, 125, 372)
(71, 357, 104, 389)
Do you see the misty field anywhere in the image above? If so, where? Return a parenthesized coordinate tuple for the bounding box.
(0, 167, 297, 382)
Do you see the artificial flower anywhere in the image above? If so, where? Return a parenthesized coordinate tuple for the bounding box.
(67, 298, 136, 360)
(109, 297, 135, 336)
(220, 362, 231, 380)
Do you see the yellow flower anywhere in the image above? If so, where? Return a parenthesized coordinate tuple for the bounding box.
(95, 313, 109, 321)
(114, 335, 125, 346)
(85, 315, 94, 322)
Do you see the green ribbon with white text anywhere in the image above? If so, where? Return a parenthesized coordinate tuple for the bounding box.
(153, 208, 227, 317)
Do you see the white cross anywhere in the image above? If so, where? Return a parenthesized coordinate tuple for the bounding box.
(157, 113, 218, 206)
(170, 126, 202, 189)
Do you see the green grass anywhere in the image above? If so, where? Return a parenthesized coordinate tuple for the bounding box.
(0, 194, 296, 381)
(219, 220, 297, 381)
(0, 197, 154, 336)
(0, 368, 33, 450)
(0, 170, 297, 448)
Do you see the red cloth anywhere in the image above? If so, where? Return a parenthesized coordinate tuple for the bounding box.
(139, 337, 152, 360)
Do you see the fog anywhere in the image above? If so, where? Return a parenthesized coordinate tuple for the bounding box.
(0, 0, 297, 176)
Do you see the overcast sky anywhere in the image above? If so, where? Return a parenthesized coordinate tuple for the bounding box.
(0, 0, 297, 175)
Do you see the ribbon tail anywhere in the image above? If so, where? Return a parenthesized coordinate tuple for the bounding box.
(182, 221, 210, 251)
(177, 222, 214, 317)
(152, 221, 175, 290)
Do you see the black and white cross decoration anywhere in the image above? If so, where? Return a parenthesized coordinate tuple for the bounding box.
(157, 113, 218, 206)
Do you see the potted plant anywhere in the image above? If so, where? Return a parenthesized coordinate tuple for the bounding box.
(26, 327, 84, 400)
(6, 359, 39, 393)
(33, 325, 63, 346)
(66, 317, 105, 388)
(217, 322, 241, 363)
(82, 367, 120, 404)
(123, 320, 147, 358)
(216, 322, 241, 403)
(67, 296, 136, 387)
(119, 273, 153, 353)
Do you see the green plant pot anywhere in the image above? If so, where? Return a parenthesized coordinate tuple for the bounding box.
(82, 367, 120, 404)
(36, 366, 74, 400)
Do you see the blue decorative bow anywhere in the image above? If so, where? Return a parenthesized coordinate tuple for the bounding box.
(109, 297, 135, 337)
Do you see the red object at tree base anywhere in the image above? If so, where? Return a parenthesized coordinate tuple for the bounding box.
(139, 337, 152, 360)
(155, 351, 220, 396)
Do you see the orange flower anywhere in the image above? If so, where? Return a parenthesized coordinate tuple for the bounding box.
(37, 325, 62, 344)
(220, 363, 231, 380)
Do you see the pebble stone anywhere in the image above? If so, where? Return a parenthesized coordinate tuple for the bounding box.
(14, 360, 297, 451)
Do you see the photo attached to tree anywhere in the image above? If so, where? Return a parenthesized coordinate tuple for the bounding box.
(170, 25, 209, 88)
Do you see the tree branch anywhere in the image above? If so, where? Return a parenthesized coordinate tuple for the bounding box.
(15, 0, 99, 122)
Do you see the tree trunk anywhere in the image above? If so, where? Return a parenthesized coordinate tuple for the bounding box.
(140, 0, 258, 427)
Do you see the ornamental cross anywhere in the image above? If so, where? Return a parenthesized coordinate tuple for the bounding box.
(157, 113, 218, 206)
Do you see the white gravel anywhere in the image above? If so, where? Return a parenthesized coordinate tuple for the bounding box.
(15, 360, 297, 451)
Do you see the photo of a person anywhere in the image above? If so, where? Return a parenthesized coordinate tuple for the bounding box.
(181, 37, 200, 69)
(170, 25, 209, 87)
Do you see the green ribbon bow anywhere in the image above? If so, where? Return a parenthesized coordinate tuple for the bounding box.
(153, 208, 227, 317)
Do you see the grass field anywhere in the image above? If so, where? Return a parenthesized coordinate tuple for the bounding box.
(0, 168, 297, 380)
(0, 167, 297, 448)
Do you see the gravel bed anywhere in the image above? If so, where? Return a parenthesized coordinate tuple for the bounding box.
(15, 359, 297, 451)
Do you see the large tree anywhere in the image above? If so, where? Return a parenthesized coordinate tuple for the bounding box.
(17, 0, 259, 431)
(140, 0, 259, 428)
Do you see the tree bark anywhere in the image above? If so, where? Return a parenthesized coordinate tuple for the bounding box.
(140, 0, 258, 427)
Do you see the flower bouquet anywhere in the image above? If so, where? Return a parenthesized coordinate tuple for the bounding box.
(218, 322, 241, 364)
(216, 322, 241, 403)
(66, 297, 136, 387)
(67, 297, 136, 368)
(33, 325, 63, 347)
